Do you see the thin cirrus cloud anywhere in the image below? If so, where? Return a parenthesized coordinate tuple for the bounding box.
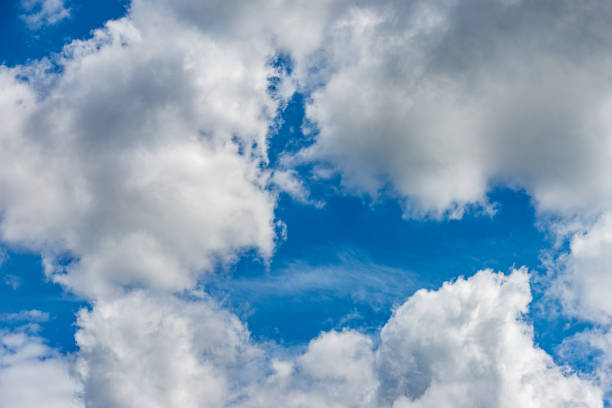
(0, 0, 611, 406)
(20, 0, 70, 30)
(0, 309, 49, 323)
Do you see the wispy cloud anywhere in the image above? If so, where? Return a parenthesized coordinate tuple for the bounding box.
(210, 252, 420, 310)
(0, 309, 50, 323)
(20, 0, 70, 30)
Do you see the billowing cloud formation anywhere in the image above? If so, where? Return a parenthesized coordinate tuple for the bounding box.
(377, 269, 600, 407)
(71, 270, 601, 407)
(75, 292, 260, 408)
(303, 0, 612, 218)
(0, 328, 82, 408)
(0, 7, 282, 297)
(75, 290, 377, 408)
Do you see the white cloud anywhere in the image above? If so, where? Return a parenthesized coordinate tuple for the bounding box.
(298, 0, 612, 219)
(75, 291, 261, 408)
(69, 269, 601, 407)
(546, 212, 612, 401)
(242, 329, 378, 408)
(271, 169, 322, 207)
(0, 328, 82, 408)
(551, 213, 612, 324)
(0, 6, 284, 297)
(377, 269, 601, 407)
(21, 0, 70, 30)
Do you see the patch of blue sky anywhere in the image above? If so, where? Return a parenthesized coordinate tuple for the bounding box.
(0, 250, 85, 353)
(0, 0, 128, 67)
(209, 88, 568, 354)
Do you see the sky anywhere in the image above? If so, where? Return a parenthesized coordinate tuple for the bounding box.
(1, 0, 612, 407)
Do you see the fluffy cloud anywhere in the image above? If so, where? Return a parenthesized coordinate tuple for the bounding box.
(552, 213, 612, 324)
(377, 269, 601, 407)
(549, 213, 612, 396)
(549, 212, 612, 400)
(129, 0, 352, 65)
(69, 269, 601, 407)
(0, 4, 284, 297)
(240, 329, 378, 408)
(301, 0, 612, 219)
(75, 291, 261, 408)
(0, 328, 82, 408)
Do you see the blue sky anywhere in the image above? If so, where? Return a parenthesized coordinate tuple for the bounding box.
(1, 1, 612, 407)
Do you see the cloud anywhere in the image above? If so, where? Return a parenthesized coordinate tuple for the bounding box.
(299, 0, 612, 219)
(20, 0, 70, 30)
(213, 254, 419, 311)
(68, 269, 601, 407)
(75, 291, 261, 408)
(0, 4, 285, 297)
(551, 213, 612, 324)
(0, 328, 82, 408)
(377, 269, 601, 407)
(1, 274, 20, 290)
(270, 169, 323, 207)
(0, 310, 50, 323)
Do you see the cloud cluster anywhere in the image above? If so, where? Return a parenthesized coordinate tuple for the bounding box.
(1, 0, 611, 406)
(68, 270, 601, 407)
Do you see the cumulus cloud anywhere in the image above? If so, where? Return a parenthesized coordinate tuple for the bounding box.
(549, 213, 612, 396)
(75, 291, 261, 408)
(300, 0, 612, 219)
(552, 213, 612, 324)
(0, 4, 285, 297)
(75, 292, 376, 408)
(0, 328, 82, 408)
(68, 269, 601, 407)
(20, 0, 70, 30)
(377, 269, 601, 407)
